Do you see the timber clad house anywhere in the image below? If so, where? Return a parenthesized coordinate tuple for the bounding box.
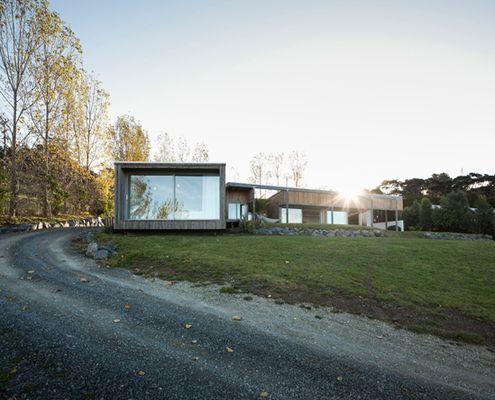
(114, 162, 403, 231)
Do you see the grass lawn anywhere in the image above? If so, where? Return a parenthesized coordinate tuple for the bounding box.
(94, 232, 495, 345)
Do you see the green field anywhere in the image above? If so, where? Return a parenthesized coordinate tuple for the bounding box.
(94, 232, 495, 345)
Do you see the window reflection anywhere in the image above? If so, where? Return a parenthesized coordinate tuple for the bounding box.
(128, 174, 219, 220)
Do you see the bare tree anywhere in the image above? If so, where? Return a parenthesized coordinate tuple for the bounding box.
(271, 152, 285, 186)
(249, 152, 272, 196)
(75, 71, 110, 170)
(0, 0, 43, 217)
(191, 142, 209, 162)
(175, 137, 191, 162)
(227, 166, 240, 182)
(288, 151, 307, 187)
(153, 132, 176, 162)
(153, 134, 209, 163)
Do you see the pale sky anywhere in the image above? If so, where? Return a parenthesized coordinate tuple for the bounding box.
(52, 0, 495, 195)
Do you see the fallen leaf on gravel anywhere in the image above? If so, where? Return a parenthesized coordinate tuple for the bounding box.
(260, 391, 269, 398)
(10, 366, 17, 375)
(185, 324, 192, 329)
(20, 304, 28, 312)
(113, 319, 121, 323)
(27, 270, 35, 274)
(51, 288, 62, 293)
(337, 376, 343, 381)
(26, 276, 32, 280)
(376, 335, 384, 339)
(124, 304, 131, 311)
(79, 277, 89, 283)
(168, 281, 176, 286)
(191, 340, 198, 344)
(137, 370, 145, 376)
(231, 315, 242, 321)
(225, 346, 234, 353)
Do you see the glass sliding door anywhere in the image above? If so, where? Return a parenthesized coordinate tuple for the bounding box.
(175, 175, 220, 220)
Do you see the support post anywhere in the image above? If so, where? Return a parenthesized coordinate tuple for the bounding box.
(285, 189, 289, 224)
(252, 188, 256, 222)
(385, 208, 388, 230)
(331, 205, 334, 224)
(395, 197, 399, 231)
(370, 198, 374, 228)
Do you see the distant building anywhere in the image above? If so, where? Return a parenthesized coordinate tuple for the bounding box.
(114, 162, 403, 231)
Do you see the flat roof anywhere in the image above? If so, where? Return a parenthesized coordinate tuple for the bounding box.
(115, 162, 225, 169)
(226, 182, 401, 200)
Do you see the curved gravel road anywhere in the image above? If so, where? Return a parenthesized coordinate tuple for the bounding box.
(0, 229, 494, 399)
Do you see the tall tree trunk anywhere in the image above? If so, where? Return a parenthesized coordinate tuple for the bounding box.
(8, 102, 18, 218)
(43, 102, 51, 217)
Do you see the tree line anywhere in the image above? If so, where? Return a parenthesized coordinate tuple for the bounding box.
(0, 0, 210, 220)
(248, 151, 307, 188)
(371, 173, 495, 235)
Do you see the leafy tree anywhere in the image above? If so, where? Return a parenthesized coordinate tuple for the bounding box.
(426, 173, 452, 204)
(29, 6, 81, 216)
(402, 200, 420, 229)
(433, 191, 470, 232)
(111, 114, 150, 162)
(474, 195, 494, 235)
(419, 197, 432, 231)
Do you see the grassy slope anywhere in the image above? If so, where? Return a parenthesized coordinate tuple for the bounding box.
(96, 232, 495, 344)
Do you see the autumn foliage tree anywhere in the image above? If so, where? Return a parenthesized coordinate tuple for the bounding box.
(111, 114, 150, 162)
(0, 0, 114, 220)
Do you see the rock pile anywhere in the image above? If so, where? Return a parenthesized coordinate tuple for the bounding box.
(83, 231, 118, 261)
(424, 232, 493, 241)
(0, 217, 107, 235)
(256, 226, 385, 238)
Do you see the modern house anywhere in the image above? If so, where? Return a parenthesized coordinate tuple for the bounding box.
(114, 162, 403, 231)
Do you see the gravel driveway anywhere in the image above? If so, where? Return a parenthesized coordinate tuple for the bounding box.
(0, 229, 494, 399)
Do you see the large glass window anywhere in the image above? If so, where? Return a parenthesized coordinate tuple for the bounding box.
(175, 176, 220, 220)
(128, 174, 219, 220)
(327, 210, 348, 224)
(129, 175, 174, 220)
(280, 207, 303, 223)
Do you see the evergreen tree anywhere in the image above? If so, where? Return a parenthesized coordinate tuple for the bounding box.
(419, 197, 432, 231)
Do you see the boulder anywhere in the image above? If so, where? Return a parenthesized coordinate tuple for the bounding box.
(86, 242, 98, 258)
(94, 249, 110, 260)
(101, 240, 118, 254)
